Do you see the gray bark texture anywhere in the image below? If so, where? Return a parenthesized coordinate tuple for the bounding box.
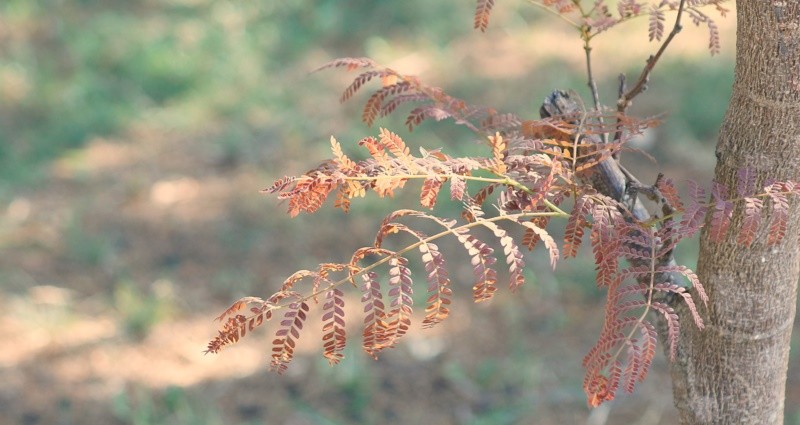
(668, 1, 800, 423)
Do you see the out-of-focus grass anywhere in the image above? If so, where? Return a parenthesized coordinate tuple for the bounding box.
(112, 385, 225, 425)
(113, 279, 175, 340)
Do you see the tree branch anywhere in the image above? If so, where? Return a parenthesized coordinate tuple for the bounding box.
(614, 0, 687, 142)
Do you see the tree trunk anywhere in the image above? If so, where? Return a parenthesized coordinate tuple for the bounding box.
(668, 1, 800, 423)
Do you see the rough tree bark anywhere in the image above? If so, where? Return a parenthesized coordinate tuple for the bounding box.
(668, 1, 800, 423)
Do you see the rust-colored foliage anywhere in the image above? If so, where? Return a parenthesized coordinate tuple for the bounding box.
(679, 179, 708, 239)
(360, 271, 386, 358)
(474, 0, 496, 32)
(473, 0, 727, 54)
(205, 297, 273, 355)
(322, 288, 347, 364)
(384, 256, 414, 346)
(420, 241, 452, 327)
(582, 222, 706, 407)
(208, 64, 799, 404)
(564, 194, 593, 258)
(648, 6, 665, 41)
(708, 181, 734, 242)
(463, 233, 499, 302)
(207, 0, 796, 409)
(519, 218, 560, 269)
(420, 177, 444, 209)
(656, 177, 683, 212)
(270, 301, 310, 373)
(767, 181, 793, 245)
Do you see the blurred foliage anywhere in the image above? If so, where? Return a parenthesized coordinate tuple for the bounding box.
(113, 279, 174, 339)
(663, 61, 733, 140)
(63, 208, 113, 266)
(0, 0, 480, 192)
(112, 385, 226, 425)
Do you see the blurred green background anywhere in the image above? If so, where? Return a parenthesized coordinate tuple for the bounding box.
(4, 1, 795, 425)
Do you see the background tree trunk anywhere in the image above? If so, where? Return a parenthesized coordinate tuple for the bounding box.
(668, 1, 800, 423)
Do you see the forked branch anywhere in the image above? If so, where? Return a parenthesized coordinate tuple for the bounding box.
(616, 0, 687, 117)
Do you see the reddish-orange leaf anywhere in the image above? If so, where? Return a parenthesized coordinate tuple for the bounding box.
(420, 177, 444, 209)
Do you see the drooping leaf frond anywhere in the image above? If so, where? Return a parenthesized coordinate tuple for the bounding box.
(464, 233, 499, 302)
(384, 256, 414, 347)
(656, 177, 683, 212)
(737, 197, 763, 247)
(648, 6, 665, 41)
(708, 181, 734, 242)
(679, 179, 709, 238)
(564, 194, 593, 258)
(319, 59, 523, 134)
(322, 288, 347, 364)
(270, 301, 310, 373)
(420, 242, 453, 327)
(420, 177, 445, 209)
(208, 47, 799, 410)
(474, 0, 496, 32)
(767, 181, 793, 245)
(360, 271, 386, 358)
(518, 219, 559, 269)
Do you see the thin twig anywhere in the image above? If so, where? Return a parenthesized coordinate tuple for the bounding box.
(584, 43, 602, 113)
(582, 30, 607, 143)
(613, 0, 687, 142)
